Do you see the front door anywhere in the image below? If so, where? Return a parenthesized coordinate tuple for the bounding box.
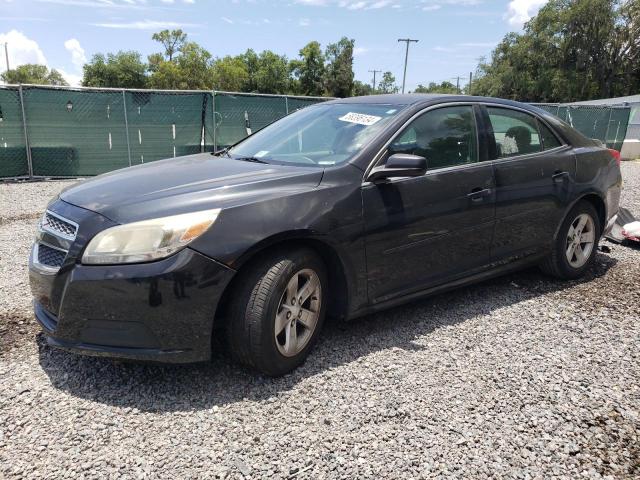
(363, 105, 496, 305)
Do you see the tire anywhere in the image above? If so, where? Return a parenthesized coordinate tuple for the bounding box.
(540, 200, 600, 280)
(226, 248, 327, 376)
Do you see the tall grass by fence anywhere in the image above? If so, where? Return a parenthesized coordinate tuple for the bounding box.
(0, 86, 632, 179)
(0, 85, 329, 179)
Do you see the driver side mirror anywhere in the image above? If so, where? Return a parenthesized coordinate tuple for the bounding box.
(366, 153, 427, 183)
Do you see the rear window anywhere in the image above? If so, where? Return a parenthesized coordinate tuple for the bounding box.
(539, 122, 562, 150)
(487, 107, 541, 158)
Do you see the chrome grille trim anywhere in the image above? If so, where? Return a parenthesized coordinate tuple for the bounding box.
(41, 210, 78, 240)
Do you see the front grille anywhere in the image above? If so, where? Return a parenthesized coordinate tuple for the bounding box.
(42, 211, 77, 239)
(37, 244, 67, 268)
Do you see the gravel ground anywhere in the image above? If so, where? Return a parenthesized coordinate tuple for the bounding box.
(1, 165, 639, 479)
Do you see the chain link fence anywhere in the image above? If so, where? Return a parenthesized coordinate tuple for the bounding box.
(3, 89, 631, 179)
(0, 85, 330, 179)
(532, 103, 631, 151)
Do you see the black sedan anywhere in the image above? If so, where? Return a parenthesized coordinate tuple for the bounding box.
(29, 94, 622, 375)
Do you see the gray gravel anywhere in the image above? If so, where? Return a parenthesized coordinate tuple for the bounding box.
(1, 165, 639, 479)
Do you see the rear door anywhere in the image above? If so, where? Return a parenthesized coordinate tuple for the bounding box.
(481, 105, 576, 262)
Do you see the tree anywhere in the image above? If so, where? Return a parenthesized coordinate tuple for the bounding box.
(1, 64, 68, 85)
(254, 50, 290, 94)
(324, 37, 355, 97)
(152, 29, 187, 62)
(352, 80, 374, 96)
(148, 40, 214, 90)
(290, 41, 325, 96)
(473, 0, 640, 102)
(240, 49, 260, 92)
(377, 71, 398, 94)
(212, 55, 249, 91)
(413, 81, 458, 94)
(82, 51, 147, 88)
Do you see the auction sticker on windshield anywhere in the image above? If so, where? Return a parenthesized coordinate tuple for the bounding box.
(338, 112, 382, 126)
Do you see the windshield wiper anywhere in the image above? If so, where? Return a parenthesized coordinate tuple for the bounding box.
(213, 147, 232, 158)
(234, 156, 269, 164)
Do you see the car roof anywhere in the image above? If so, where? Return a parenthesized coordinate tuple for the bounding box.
(324, 94, 533, 110)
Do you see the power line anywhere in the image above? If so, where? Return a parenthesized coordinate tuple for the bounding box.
(368, 69, 382, 92)
(397, 38, 418, 94)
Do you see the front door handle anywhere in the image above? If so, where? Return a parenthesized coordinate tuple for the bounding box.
(467, 187, 491, 202)
(552, 171, 569, 183)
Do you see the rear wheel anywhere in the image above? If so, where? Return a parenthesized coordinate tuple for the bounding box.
(540, 200, 600, 279)
(226, 248, 327, 376)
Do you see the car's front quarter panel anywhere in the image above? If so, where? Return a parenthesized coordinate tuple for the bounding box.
(188, 164, 369, 316)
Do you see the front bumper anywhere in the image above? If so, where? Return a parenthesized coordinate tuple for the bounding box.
(30, 205, 235, 363)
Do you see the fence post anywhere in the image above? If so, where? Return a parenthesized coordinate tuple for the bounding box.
(18, 85, 33, 178)
(122, 90, 132, 167)
(212, 90, 217, 152)
(603, 107, 613, 148)
(284, 95, 289, 115)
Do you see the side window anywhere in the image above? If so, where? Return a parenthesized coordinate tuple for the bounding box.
(389, 105, 478, 169)
(487, 107, 542, 158)
(538, 122, 562, 150)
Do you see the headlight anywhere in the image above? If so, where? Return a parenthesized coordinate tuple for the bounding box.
(82, 209, 220, 265)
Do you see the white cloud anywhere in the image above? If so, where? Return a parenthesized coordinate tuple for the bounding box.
(0, 30, 47, 74)
(221, 16, 234, 24)
(64, 38, 86, 69)
(505, 0, 547, 27)
(57, 67, 82, 86)
(298, 18, 310, 26)
(423, 4, 441, 11)
(160, 0, 175, 3)
(183, 0, 194, 3)
(92, 19, 200, 29)
(37, 0, 147, 7)
(353, 46, 368, 56)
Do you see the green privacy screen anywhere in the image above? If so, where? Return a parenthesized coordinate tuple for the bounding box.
(0, 88, 28, 177)
(0, 86, 329, 179)
(532, 103, 631, 151)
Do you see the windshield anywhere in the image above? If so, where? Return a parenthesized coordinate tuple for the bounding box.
(227, 103, 405, 166)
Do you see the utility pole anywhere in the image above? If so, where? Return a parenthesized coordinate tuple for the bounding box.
(452, 76, 461, 94)
(4, 43, 9, 73)
(468, 71, 473, 95)
(397, 38, 418, 94)
(368, 69, 382, 92)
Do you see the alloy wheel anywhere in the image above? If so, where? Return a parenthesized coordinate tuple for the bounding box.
(565, 213, 595, 268)
(274, 269, 322, 357)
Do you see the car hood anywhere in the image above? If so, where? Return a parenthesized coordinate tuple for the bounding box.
(60, 153, 324, 223)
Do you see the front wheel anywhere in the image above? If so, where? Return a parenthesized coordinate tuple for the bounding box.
(540, 200, 600, 279)
(226, 248, 327, 376)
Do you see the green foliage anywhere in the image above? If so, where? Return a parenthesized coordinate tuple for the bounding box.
(290, 41, 325, 96)
(1, 64, 68, 86)
(254, 50, 290, 94)
(413, 81, 459, 94)
(212, 55, 249, 91)
(473, 0, 640, 102)
(151, 29, 187, 62)
(353, 80, 374, 96)
(377, 71, 398, 94)
(76, 31, 374, 97)
(82, 51, 147, 88)
(324, 37, 355, 97)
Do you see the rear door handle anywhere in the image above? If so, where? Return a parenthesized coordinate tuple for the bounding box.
(467, 187, 491, 202)
(552, 171, 569, 183)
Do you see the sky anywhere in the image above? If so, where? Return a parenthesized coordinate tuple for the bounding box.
(0, 0, 548, 91)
